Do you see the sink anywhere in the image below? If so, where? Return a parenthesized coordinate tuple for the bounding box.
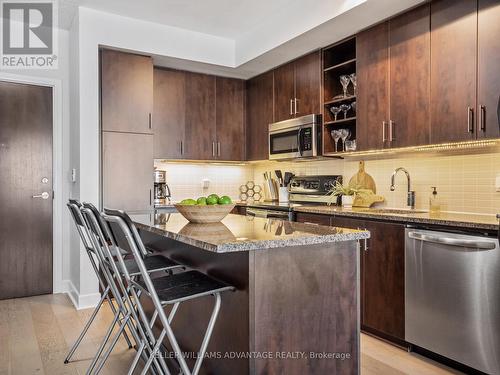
(358, 208, 427, 215)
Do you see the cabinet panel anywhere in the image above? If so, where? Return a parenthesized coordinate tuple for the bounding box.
(389, 5, 431, 147)
(356, 22, 390, 151)
(102, 132, 153, 211)
(294, 51, 321, 117)
(295, 212, 331, 226)
(184, 72, 216, 160)
(153, 68, 185, 159)
(477, 0, 500, 139)
(246, 71, 274, 161)
(216, 77, 246, 161)
(273, 62, 295, 122)
(430, 0, 477, 143)
(101, 50, 153, 134)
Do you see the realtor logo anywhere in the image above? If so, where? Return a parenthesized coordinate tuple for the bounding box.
(1, 0, 58, 69)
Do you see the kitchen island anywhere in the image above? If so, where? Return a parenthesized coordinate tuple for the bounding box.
(131, 212, 369, 375)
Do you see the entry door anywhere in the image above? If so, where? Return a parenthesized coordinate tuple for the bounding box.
(0, 81, 53, 300)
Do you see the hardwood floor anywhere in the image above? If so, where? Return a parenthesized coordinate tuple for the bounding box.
(0, 294, 462, 375)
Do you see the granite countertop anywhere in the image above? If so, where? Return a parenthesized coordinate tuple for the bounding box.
(131, 212, 369, 253)
(292, 205, 499, 231)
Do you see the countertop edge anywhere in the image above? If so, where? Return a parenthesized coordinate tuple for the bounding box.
(135, 220, 370, 253)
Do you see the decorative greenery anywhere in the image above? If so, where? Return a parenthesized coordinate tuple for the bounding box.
(327, 181, 370, 205)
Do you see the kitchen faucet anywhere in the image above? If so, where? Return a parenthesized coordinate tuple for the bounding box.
(390, 167, 416, 209)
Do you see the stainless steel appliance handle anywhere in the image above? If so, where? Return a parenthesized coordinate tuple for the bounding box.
(297, 127, 303, 156)
(408, 231, 496, 250)
(467, 106, 474, 133)
(246, 208, 289, 219)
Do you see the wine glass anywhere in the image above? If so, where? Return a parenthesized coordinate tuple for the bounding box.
(330, 106, 341, 121)
(349, 73, 357, 96)
(339, 104, 351, 119)
(340, 75, 350, 98)
(339, 129, 351, 152)
(330, 130, 341, 152)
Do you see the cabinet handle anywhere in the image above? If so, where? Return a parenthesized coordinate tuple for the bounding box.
(389, 120, 395, 142)
(290, 99, 294, 115)
(480, 105, 486, 132)
(217, 142, 221, 157)
(212, 142, 216, 157)
(294, 98, 298, 114)
(149, 189, 152, 206)
(180, 141, 183, 155)
(467, 107, 474, 133)
(382, 121, 387, 142)
(148, 113, 152, 129)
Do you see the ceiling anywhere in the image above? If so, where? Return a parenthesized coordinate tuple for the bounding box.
(60, 0, 426, 78)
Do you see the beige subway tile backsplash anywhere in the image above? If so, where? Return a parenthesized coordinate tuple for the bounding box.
(154, 151, 500, 215)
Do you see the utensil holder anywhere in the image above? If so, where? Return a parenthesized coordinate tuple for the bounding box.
(278, 187, 289, 203)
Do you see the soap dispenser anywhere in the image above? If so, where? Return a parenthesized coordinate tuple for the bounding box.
(429, 186, 441, 213)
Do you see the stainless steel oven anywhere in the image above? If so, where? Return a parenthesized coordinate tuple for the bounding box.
(268, 114, 321, 160)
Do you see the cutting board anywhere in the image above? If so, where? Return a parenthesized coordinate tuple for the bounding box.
(349, 161, 376, 193)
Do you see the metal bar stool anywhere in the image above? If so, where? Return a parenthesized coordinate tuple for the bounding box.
(80, 203, 178, 375)
(65, 199, 133, 364)
(102, 208, 235, 375)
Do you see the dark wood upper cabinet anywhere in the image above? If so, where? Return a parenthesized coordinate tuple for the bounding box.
(273, 51, 321, 122)
(294, 51, 321, 117)
(153, 68, 185, 159)
(477, 0, 500, 139)
(246, 70, 274, 161)
(273, 61, 295, 122)
(356, 22, 389, 151)
(430, 0, 477, 143)
(389, 4, 431, 147)
(101, 49, 153, 134)
(215, 77, 246, 161)
(184, 72, 216, 160)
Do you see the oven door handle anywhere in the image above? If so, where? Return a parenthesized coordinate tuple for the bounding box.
(247, 208, 289, 219)
(408, 231, 497, 250)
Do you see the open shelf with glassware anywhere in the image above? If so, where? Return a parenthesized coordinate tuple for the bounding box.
(322, 37, 357, 156)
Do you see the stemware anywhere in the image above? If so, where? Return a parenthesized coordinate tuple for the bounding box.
(339, 104, 351, 119)
(351, 101, 356, 114)
(349, 73, 357, 96)
(330, 130, 341, 152)
(339, 129, 351, 152)
(330, 106, 342, 121)
(340, 75, 350, 98)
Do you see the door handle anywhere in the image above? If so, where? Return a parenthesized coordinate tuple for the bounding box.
(467, 107, 474, 133)
(33, 192, 50, 200)
(480, 105, 486, 132)
(408, 231, 496, 250)
(290, 99, 294, 115)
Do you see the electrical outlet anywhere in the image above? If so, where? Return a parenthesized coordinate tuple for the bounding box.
(202, 178, 210, 189)
(71, 168, 77, 183)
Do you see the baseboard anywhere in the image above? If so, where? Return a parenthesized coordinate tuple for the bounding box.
(65, 280, 101, 310)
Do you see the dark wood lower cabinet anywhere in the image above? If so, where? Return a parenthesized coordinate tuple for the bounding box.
(296, 212, 406, 343)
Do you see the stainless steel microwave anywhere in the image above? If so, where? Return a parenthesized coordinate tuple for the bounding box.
(268, 114, 321, 160)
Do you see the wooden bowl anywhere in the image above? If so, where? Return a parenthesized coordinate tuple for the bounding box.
(174, 203, 236, 223)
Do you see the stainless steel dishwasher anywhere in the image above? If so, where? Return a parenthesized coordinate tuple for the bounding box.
(405, 228, 500, 374)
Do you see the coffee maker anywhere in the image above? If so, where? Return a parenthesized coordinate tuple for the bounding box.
(153, 170, 171, 206)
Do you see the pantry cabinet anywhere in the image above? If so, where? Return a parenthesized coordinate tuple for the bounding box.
(101, 49, 153, 134)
